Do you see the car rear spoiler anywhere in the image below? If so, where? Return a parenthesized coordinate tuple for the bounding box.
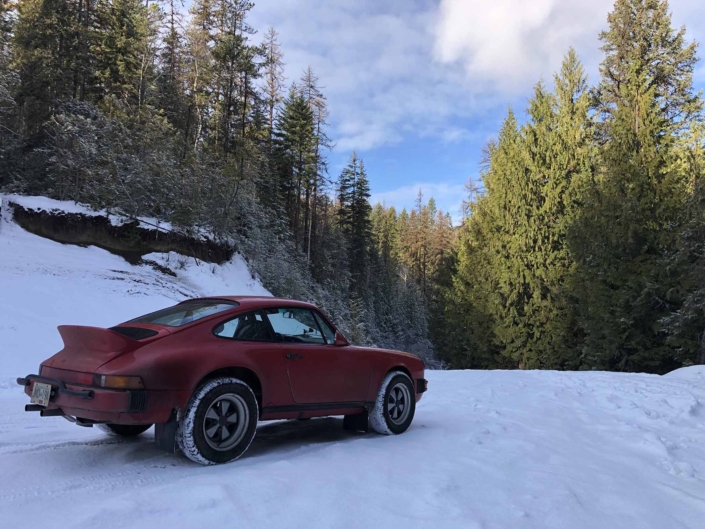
(57, 325, 134, 353)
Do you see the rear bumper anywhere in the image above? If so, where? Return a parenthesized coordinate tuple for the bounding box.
(17, 375, 95, 400)
(17, 373, 188, 425)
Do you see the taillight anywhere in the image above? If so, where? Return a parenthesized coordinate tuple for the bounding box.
(92, 375, 144, 389)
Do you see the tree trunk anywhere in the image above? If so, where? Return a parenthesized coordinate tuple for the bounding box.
(698, 329, 705, 365)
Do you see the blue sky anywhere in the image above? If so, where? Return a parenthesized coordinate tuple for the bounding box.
(247, 0, 705, 221)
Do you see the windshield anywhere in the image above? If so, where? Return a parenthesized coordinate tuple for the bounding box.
(127, 300, 238, 327)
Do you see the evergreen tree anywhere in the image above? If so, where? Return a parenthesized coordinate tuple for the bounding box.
(662, 121, 705, 364)
(262, 27, 285, 149)
(0, 0, 16, 118)
(12, 0, 88, 131)
(156, 0, 186, 130)
(183, 0, 216, 153)
(350, 158, 372, 290)
(570, 0, 699, 372)
(337, 153, 372, 293)
(93, 0, 149, 106)
(595, 0, 701, 129)
(299, 67, 330, 264)
(275, 86, 316, 247)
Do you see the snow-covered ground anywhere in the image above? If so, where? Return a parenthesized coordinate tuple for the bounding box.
(2, 197, 705, 528)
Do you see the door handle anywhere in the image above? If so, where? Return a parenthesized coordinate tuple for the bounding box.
(286, 353, 304, 360)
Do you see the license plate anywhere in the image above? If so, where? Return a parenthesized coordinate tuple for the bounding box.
(30, 382, 52, 407)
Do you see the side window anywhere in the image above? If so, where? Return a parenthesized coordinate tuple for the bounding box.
(313, 311, 336, 344)
(213, 311, 273, 342)
(264, 308, 327, 345)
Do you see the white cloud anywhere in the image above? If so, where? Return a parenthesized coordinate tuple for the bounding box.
(249, 0, 489, 153)
(370, 182, 468, 224)
(435, 0, 609, 91)
(435, 0, 704, 92)
(248, 0, 705, 153)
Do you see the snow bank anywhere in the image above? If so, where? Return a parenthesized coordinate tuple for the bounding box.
(0, 196, 269, 387)
(664, 365, 705, 382)
(3, 194, 174, 231)
(4, 194, 106, 216)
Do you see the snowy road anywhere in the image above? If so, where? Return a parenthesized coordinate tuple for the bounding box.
(2, 369, 705, 528)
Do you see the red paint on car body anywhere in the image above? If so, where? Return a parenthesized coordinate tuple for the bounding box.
(21, 296, 426, 425)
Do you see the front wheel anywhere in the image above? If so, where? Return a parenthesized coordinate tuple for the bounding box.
(370, 371, 416, 435)
(97, 423, 152, 437)
(177, 377, 259, 465)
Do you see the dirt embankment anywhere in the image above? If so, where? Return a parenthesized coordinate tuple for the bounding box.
(7, 201, 235, 267)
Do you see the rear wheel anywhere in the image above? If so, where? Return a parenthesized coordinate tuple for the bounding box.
(97, 423, 152, 437)
(177, 377, 259, 465)
(370, 372, 416, 435)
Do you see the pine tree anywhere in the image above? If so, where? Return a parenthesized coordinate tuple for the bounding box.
(337, 152, 358, 237)
(0, 0, 16, 117)
(350, 158, 372, 288)
(275, 86, 316, 247)
(662, 121, 705, 364)
(156, 0, 186, 129)
(12, 0, 87, 131)
(183, 0, 216, 153)
(262, 27, 285, 149)
(337, 153, 372, 293)
(208, 0, 259, 158)
(596, 0, 701, 129)
(493, 51, 595, 370)
(571, 0, 700, 372)
(440, 112, 525, 368)
(299, 67, 330, 264)
(93, 0, 150, 106)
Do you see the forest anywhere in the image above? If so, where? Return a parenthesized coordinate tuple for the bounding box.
(0, 0, 704, 373)
(0, 0, 452, 364)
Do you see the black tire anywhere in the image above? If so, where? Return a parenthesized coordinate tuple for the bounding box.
(370, 371, 416, 435)
(177, 377, 259, 465)
(97, 423, 152, 437)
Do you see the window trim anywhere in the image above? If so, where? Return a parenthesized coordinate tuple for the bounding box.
(263, 307, 333, 346)
(311, 311, 336, 345)
(128, 299, 239, 328)
(212, 310, 276, 343)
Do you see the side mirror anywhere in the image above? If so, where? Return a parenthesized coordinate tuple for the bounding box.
(334, 331, 348, 347)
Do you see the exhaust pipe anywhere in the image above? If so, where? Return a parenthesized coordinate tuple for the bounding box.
(26, 404, 66, 417)
(40, 409, 65, 417)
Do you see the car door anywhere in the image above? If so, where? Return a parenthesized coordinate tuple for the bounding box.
(212, 310, 293, 408)
(263, 307, 370, 404)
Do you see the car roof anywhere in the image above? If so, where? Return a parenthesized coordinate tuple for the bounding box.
(185, 296, 319, 311)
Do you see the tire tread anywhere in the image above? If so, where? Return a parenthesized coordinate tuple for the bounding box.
(176, 377, 258, 465)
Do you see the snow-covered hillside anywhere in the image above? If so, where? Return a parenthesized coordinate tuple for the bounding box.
(1, 197, 705, 528)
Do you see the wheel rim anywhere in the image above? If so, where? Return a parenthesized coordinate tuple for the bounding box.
(387, 382, 411, 425)
(203, 394, 249, 451)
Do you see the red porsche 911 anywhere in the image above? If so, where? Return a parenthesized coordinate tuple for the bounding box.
(17, 297, 427, 464)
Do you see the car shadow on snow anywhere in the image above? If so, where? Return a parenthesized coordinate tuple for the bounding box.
(244, 417, 368, 460)
(145, 417, 368, 466)
(7, 418, 371, 468)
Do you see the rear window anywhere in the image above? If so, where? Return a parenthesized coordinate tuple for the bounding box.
(128, 300, 238, 327)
